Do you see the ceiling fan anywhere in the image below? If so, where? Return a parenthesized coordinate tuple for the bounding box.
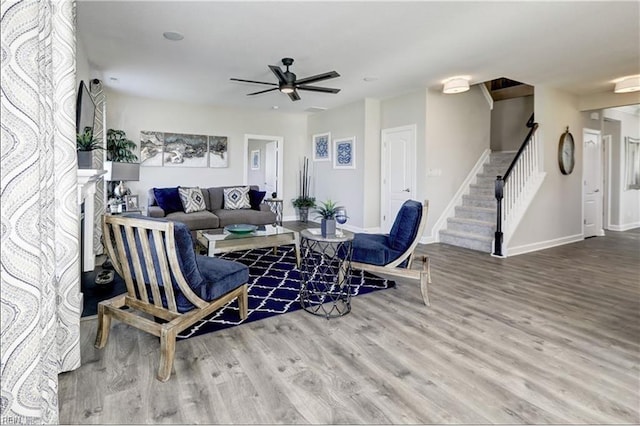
(230, 58, 340, 101)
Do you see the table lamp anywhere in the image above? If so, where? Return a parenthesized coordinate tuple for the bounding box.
(104, 161, 140, 198)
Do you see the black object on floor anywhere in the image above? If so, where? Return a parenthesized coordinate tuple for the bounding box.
(81, 266, 126, 317)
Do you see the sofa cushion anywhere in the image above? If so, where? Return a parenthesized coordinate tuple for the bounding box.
(388, 200, 422, 252)
(165, 210, 219, 230)
(249, 189, 267, 210)
(178, 187, 207, 213)
(223, 186, 251, 209)
(195, 255, 249, 300)
(153, 187, 183, 214)
(213, 208, 276, 227)
(350, 233, 403, 266)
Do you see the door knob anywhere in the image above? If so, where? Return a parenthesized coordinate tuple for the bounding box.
(594, 189, 600, 192)
(403, 188, 410, 192)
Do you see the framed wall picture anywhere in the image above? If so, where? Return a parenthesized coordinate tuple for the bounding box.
(312, 132, 331, 162)
(251, 149, 260, 170)
(124, 194, 139, 211)
(333, 137, 356, 169)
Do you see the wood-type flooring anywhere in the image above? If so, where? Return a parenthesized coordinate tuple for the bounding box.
(58, 225, 640, 424)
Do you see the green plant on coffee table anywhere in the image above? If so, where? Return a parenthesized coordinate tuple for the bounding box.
(77, 129, 103, 151)
(107, 129, 138, 162)
(315, 199, 343, 220)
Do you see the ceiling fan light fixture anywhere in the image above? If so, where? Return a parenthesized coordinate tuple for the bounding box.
(614, 76, 640, 93)
(443, 77, 470, 94)
(280, 84, 295, 94)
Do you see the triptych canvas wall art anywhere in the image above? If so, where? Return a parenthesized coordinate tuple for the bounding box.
(140, 131, 228, 168)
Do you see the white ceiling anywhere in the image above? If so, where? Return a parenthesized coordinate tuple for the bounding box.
(77, 1, 640, 114)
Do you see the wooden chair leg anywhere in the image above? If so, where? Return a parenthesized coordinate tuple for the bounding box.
(94, 303, 112, 349)
(420, 256, 431, 306)
(158, 327, 177, 382)
(238, 284, 248, 320)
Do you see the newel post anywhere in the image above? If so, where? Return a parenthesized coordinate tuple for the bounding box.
(493, 176, 504, 257)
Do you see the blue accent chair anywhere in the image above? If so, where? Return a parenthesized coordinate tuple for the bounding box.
(96, 215, 249, 381)
(350, 200, 432, 305)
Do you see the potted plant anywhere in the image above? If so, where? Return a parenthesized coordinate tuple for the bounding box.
(76, 129, 103, 169)
(315, 199, 342, 237)
(292, 156, 315, 222)
(106, 129, 138, 162)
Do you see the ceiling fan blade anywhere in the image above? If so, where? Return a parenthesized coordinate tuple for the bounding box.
(295, 71, 340, 85)
(247, 87, 279, 96)
(297, 85, 341, 94)
(288, 89, 301, 101)
(230, 78, 277, 86)
(268, 65, 287, 84)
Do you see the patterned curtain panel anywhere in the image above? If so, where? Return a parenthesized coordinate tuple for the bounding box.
(1, 1, 80, 424)
(90, 80, 105, 255)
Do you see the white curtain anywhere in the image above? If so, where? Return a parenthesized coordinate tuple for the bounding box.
(1, 1, 80, 424)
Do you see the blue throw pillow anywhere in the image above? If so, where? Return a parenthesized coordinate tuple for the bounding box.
(249, 189, 266, 211)
(153, 187, 183, 214)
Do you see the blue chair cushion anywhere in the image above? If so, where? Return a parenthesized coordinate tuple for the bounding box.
(351, 233, 403, 266)
(388, 200, 422, 252)
(118, 216, 246, 313)
(195, 256, 249, 300)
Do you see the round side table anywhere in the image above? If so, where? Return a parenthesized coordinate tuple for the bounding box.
(299, 229, 354, 318)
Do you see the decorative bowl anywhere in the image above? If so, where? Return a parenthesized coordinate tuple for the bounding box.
(224, 224, 258, 234)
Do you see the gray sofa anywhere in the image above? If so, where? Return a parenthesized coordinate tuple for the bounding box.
(147, 185, 276, 231)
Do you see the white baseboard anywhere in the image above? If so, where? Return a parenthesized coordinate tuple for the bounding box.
(607, 222, 640, 232)
(506, 233, 583, 257)
(420, 235, 437, 244)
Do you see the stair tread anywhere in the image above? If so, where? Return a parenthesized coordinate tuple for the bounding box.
(463, 193, 495, 200)
(448, 217, 494, 226)
(456, 205, 495, 212)
(440, 229, 493, 241)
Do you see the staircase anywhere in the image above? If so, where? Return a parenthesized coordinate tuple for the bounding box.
(439, 152, 514, 252)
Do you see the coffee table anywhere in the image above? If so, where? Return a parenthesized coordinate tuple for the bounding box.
(196, 225, 301, 266)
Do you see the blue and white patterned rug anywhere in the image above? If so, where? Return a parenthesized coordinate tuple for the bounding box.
(178, 244, 395, 339)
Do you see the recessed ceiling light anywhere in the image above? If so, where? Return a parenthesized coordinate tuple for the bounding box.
(272, 106, 279, 110)
(163, 31, 184, 41)
(109, 77, 118, 82)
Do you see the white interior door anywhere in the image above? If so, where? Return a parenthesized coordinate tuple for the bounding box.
(583, 128, 603, 238)
(381, 125, 416, 233)
(264, 141, 277, 196)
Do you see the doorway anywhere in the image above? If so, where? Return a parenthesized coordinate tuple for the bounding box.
(244, 134, 284, 199)
(583, 128, 604, 238)
(380, 124, 417, 233)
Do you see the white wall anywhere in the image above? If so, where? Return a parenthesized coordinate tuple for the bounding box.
(105, 91, 308, 217)
(509, 86, 583, 251)
(423, 86, 492, 238)
(307, 100, 367, 228)
(603, 108, 640, 229)
(491, 95, 534, 152)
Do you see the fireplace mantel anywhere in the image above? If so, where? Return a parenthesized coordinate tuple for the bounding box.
(77, 169, 106, 272)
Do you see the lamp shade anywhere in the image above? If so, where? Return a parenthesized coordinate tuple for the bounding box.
(104, 161, 140, 181)
(614, 76, 640, 93)
(443, 77, 470, 94)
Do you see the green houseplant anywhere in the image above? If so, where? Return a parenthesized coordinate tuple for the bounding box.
(315, 199, 343, 237)
(106, 129, 138, 162)
(76, 129, 103, 169)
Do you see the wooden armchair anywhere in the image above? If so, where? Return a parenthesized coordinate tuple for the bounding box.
(349, 200, 431, 306)
(96, 215, 249, 381)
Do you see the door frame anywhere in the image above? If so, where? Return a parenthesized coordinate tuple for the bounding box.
(380, 124, 417, 232)
(244, 134, 284, 198)
(602, 134, 612, 230)
(582, 127, 604, 238)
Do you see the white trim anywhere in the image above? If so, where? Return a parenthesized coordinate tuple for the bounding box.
(380, 124, 417, 233)
(607, 222, 640, 231)
(582, 128, 603, 239)
(506, 233, 584, 257)
(479, 83, 494, 110)
(603, 134, 612, 230)
(244, 134, 284, 198)
(430, 149, 491, 241)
